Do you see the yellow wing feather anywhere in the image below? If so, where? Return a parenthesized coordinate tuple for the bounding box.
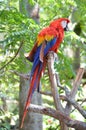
(37, 27, 58, 46)
(37, 35, 54, 46)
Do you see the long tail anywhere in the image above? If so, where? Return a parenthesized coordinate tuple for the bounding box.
(20, 59, 47, 128)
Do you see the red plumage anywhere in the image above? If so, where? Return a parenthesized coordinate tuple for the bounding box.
(20, 18, 70, 128)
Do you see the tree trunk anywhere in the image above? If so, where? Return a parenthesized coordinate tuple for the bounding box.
(70, 8, 81, 72)
(19, 1, 42, 130)
(73, 47, 80, 72)
(19, 77, 42, 130)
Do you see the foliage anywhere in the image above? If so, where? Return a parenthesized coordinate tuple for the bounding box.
(0, 0, 86, 129)
(43, 116, 60, 130)
(0, 1, 39, 128)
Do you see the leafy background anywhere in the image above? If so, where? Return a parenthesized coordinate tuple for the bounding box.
(0, 0, 86, 129)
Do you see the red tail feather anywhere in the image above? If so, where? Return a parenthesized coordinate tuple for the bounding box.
(20, 65, 39, 128)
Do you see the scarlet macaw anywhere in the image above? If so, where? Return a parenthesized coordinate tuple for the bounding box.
(20, 18, 70, 128)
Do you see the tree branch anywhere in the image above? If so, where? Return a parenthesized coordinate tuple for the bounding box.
(28, 104, 86, 130)
(9, 70, 30, 80)
(47, 51, 67, 130)
(62, 95, 86, 118)
(39, 90, 86, 118)
(64, 68, 85, 117)
(47, 51, 64, 112)
(70, 68, 84, 99)
(26, 51, 85, 130)
(0, 41, 24, 71)
(39, 91, 52, 96)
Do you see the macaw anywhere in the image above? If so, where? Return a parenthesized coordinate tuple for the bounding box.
(20, 18, 70, 128)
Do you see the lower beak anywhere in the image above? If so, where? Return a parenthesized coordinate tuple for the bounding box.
(64, 25, 69, 31)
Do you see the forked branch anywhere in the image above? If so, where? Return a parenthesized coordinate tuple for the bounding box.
(27, 51, 85, 130)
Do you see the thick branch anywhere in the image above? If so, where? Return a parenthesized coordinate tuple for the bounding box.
(47, 52, 64, 112)
(47, 52, 69, 130)
(28, 104, 86, 130)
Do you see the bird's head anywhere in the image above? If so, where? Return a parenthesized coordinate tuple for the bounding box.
(49, 18, 70, 31)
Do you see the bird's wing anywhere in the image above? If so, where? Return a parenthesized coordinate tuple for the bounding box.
(25, 26, 58, 62)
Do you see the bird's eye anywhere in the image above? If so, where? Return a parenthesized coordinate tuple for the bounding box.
(61, 21, 67, 29)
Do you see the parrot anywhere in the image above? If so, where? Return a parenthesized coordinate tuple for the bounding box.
(20, 18, 70, 128)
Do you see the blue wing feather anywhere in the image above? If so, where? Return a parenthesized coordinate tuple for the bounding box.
(31, 37, 57, 76)
(44, 37, 57, 55)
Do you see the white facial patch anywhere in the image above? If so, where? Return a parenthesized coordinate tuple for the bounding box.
(61, 21, 67, 29)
